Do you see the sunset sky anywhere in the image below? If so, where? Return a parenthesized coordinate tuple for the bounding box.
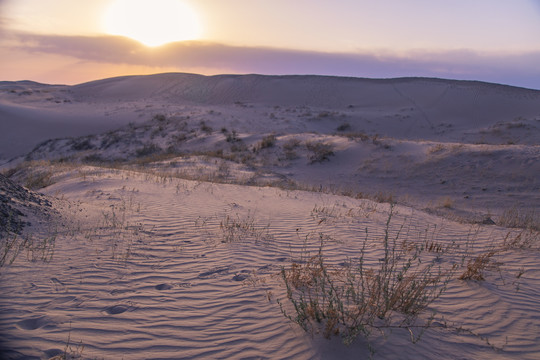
(1, 0, 540, 89)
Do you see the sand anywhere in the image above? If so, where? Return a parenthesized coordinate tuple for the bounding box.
(0, 73, 539, 359)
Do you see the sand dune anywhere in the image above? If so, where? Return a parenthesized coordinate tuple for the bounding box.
(2, 73, 539, 159)
(1, 169, 539, 359)
(1, 73, 539, 359)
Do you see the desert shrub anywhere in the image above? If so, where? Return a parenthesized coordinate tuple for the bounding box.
(282, 138, 301, 160)
(70, 138, 95, 151)
(373, 191, 394, 204)
(100, 133, 122, 149)
(440, 197, 454, 209)
(336, 123, 351, 132)
(284, 150, 299, 161)
(1, 231, 57, 267)
(283, 138, 301, 151)
(317, 111, 332, 118)
(278, 206, 456, 347)
(502, 230, 540, 250)
(82, 154, 107, 164)
(459, 251, 496, 281)
(135, 144, 161, 158)
(254, 134, 277, 152)
(428, 144, 446, 154)
(344, 132, 370, 142)
(219, 213, 272, 243)
(231, 142, 248, 153)
(153, 114, 167, 122)
(226, 130, 241, 143)
(498, 207, 539, 231)
(24, 170, 54, 190)
(371, 135, 391, 149)
(200, 121, 213, 134)
(306, 141, 335, 164)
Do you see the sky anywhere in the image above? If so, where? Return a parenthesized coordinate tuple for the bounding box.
(1, 0, 540, 89)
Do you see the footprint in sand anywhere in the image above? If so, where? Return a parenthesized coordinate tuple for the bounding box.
(155, 283, 173, 290)
(198, 266, 229, 278)
(44, 348, 64, 358)
(16, 316, 56, 330)
(105, 304, 130, 315)
(232, 273, 249, 281)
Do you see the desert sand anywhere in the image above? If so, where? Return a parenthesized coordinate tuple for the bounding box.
(0, 73, 539, 359)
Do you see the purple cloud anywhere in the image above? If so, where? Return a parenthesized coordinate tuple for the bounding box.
(6, 32, 540, 89)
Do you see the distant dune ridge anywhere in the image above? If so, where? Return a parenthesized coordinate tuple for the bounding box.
(1, 73, 539, 359)
(1, 73, 540, 159)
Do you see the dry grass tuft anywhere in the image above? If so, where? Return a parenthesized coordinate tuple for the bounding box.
(498, 207, 539, 231)
(305, 141, 335, 164)
(458, 251, 496, 281)
(219, 213, 272, 244)
(278, 206, 457, 347)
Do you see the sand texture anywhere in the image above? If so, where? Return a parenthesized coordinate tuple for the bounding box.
(1, 73, 539, 359)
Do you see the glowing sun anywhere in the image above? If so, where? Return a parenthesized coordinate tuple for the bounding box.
(103, 0, 201, 47)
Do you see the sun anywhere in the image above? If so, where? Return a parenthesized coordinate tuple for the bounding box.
(103, 0, 201, 47)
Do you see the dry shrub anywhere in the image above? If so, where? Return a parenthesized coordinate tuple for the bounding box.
(440, 197, 454, 209)
(278, 206, 456, 346)
(219, 213, 272, 243)
(254, 134, 277, 152)
(498, 207, 539, 231)
(459, 251, 496, 281)
(502, 230, 539, 250)
(305, 141, 335, 164)
(373, 191, 394, 204)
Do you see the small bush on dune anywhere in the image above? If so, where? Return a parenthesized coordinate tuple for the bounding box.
(135, 144, 162, 158)
(278, 206, 457, 348)
(458, 251, 496, 281)
(153, 114, 167, 122)
(498, 207, 539, 231)
(225, 130, 241, 143)
(23, 169, 55, 190)
(373, 191, 394, 204)
(219, 213, 272, 243)
(254, 134, 277, 152)
(336, 123, 351, 132)
(70, 138, 95, 151)
(306, 141, 335, 164)
(200, 121, 213, 134)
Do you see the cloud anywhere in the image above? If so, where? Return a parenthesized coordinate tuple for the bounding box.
(5, 31, 540, 89)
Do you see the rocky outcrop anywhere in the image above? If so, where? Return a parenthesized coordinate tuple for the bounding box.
(0, 173, 52, 236)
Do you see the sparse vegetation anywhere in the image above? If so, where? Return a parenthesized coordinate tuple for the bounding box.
(219, 213, 272, 244)
(440, 196, 454, 209)
(459, 250, 497, 281)
(135, 144, 162, 158)
(23, 169, 55, 190)
(153, 114, 167, 122)
(336, 123, 351, 132)
(305, 141, 335, 164)
(277, 206, 457, 348)
(373, 191, 394, 204)
(200, 121, 213, 134)
(498, 206, 539, 231)
(254, 134, 277, 152)
(1, 229, 57, 267)
(70, 138, 95, 151)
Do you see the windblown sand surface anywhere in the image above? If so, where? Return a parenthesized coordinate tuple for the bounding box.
(0, 73, 539, 359)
